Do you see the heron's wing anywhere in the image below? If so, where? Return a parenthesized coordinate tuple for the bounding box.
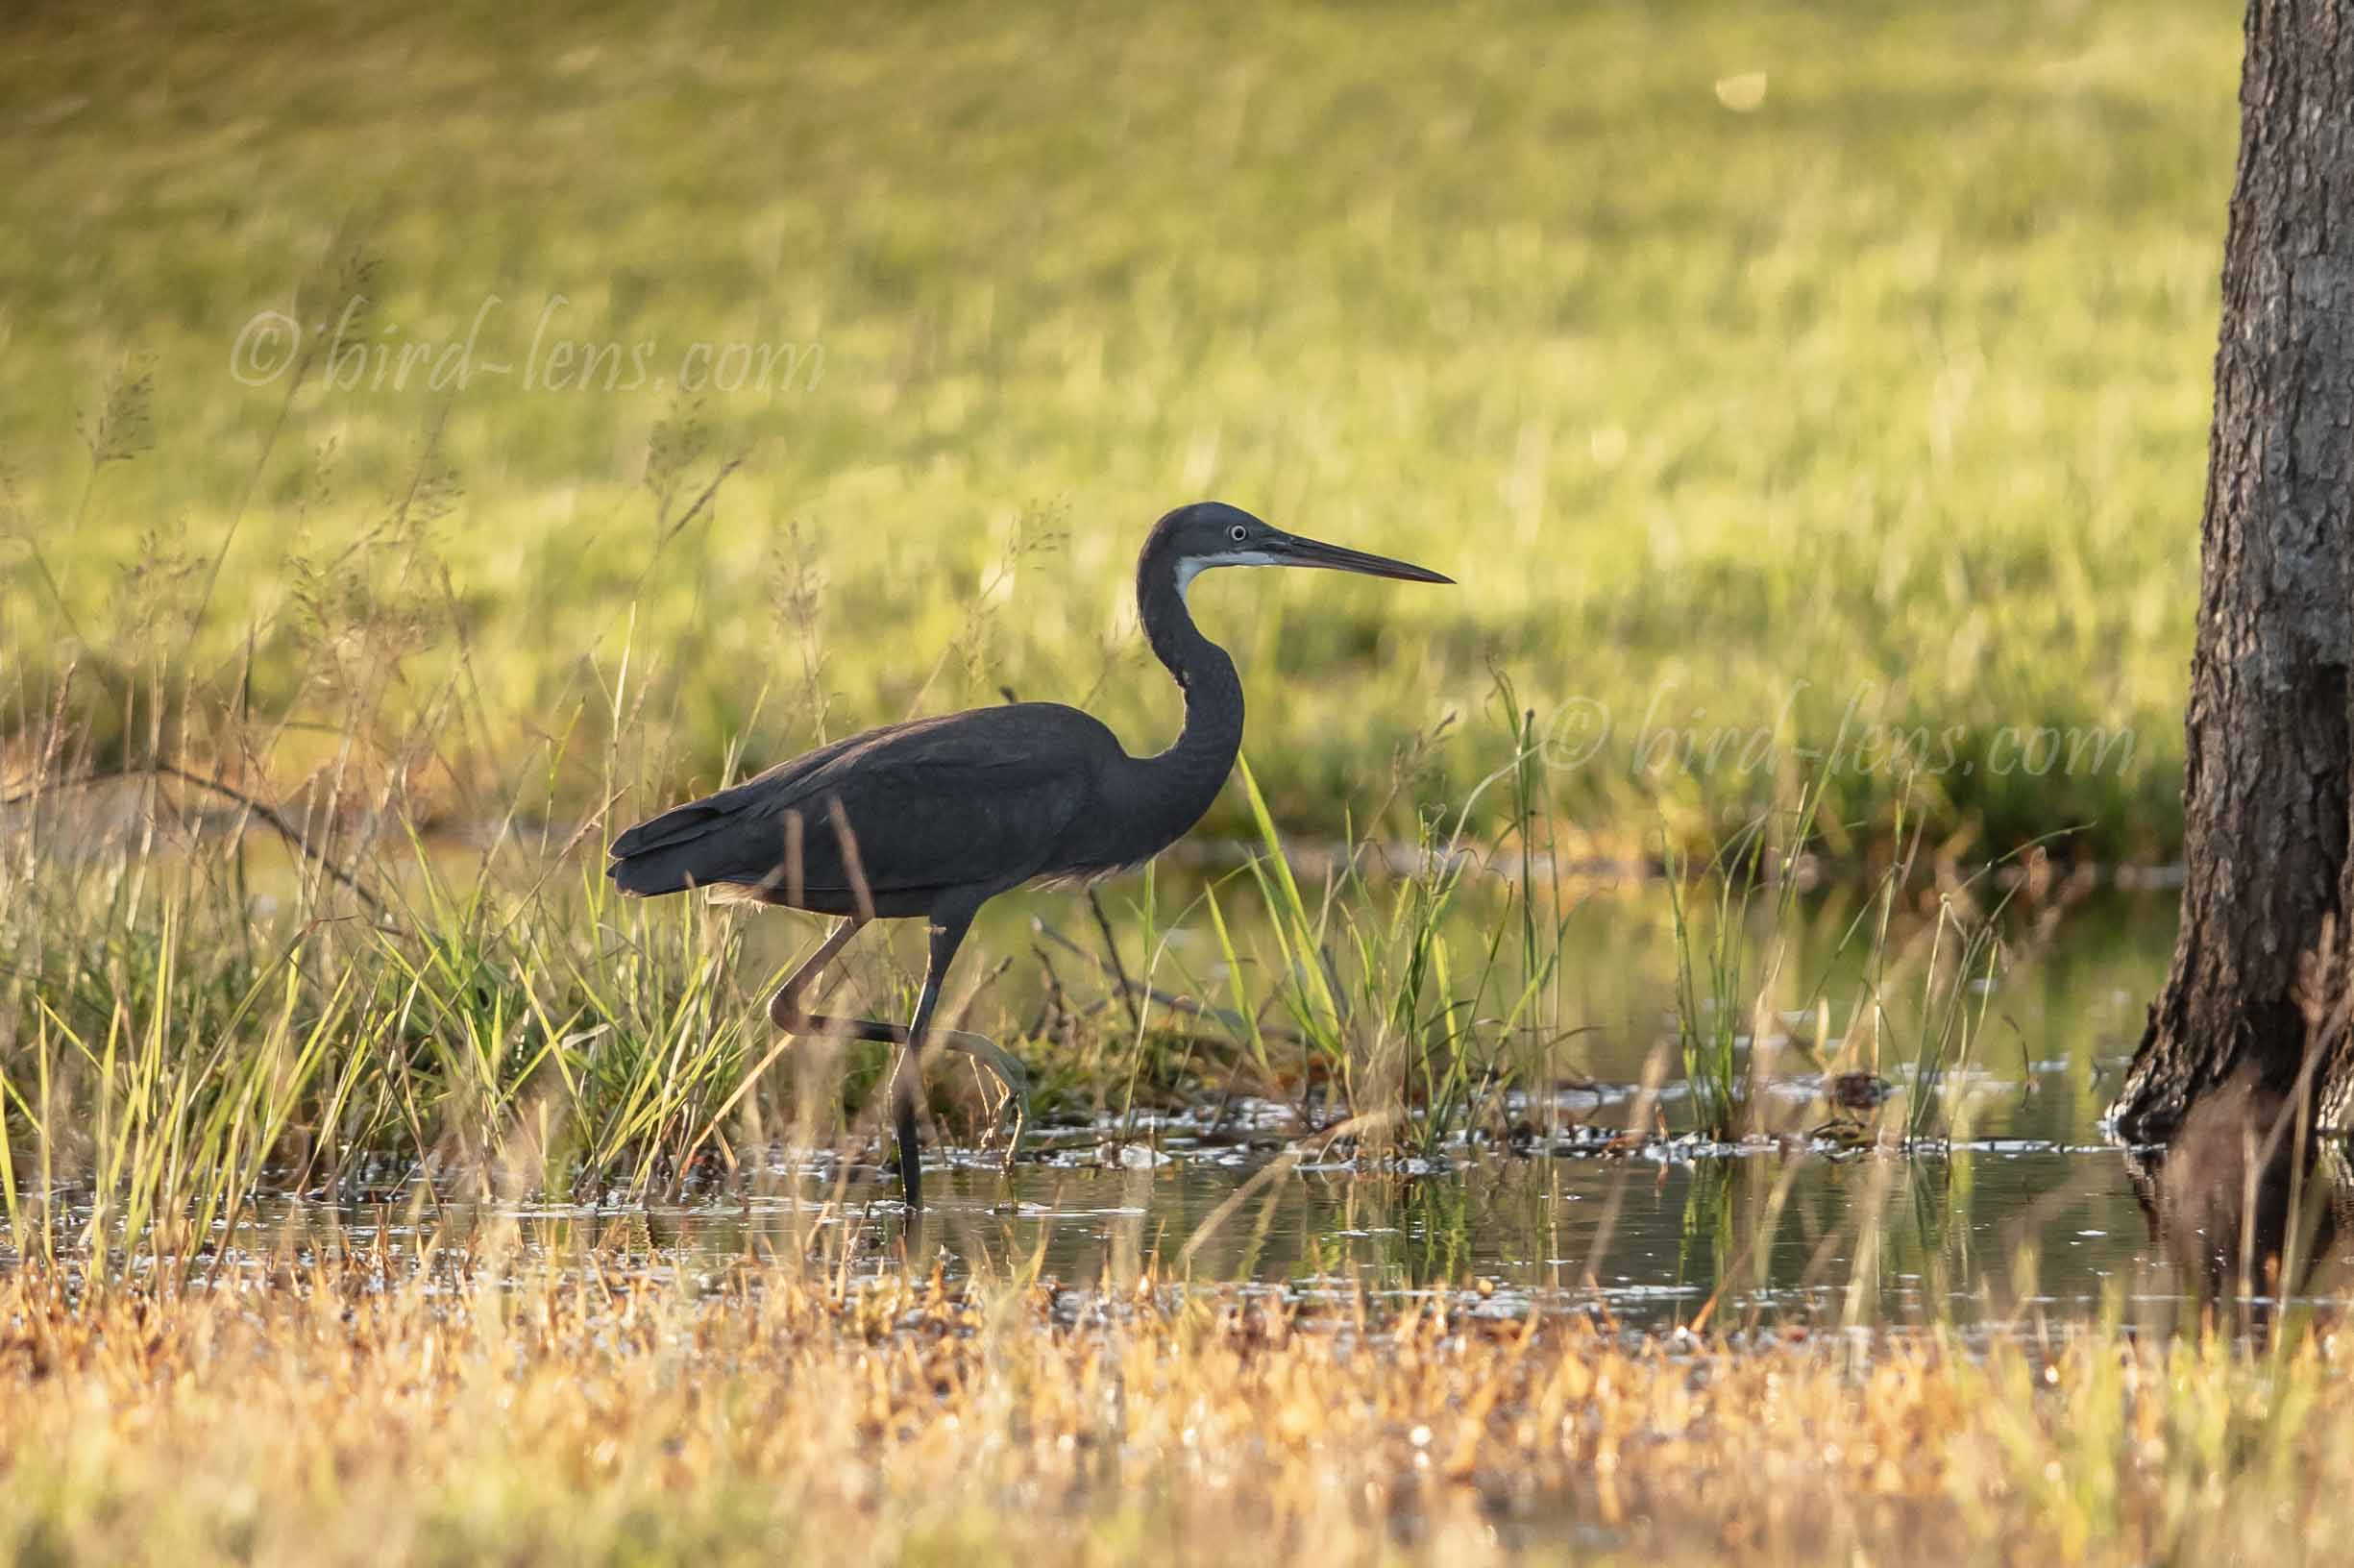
(604, 731, 860, 893)
(608, 733, 858, 860)
(798, 745, 1095, 899)
(608, 704, 1115, 903)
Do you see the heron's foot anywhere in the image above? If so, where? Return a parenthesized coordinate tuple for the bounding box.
(941, 1027, 1030, 1175)
(988, 1080, 1031, 1176)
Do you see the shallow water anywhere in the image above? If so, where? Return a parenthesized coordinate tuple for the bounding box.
(185, 1118, 2348, 1335)
(31, 888, 2354, 1328)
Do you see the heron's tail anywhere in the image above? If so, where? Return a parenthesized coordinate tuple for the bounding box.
(606, 797, 740, 896)
(606, 842, 703, 897)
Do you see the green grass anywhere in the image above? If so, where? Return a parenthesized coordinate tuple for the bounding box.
(0, 0, 2235, 863)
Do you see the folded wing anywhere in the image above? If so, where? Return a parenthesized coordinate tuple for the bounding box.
(607, 703, 1121, 910)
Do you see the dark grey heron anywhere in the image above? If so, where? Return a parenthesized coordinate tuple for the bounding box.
(607, 501, 1451, 1208)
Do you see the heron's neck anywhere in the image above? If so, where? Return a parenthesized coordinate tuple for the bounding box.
(1132, 556, 1244, 839)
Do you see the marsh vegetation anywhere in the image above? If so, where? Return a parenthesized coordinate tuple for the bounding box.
(5, 0, 2347, 1562)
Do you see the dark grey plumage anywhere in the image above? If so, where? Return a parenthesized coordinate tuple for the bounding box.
(609, 705, 1124, 915)
(607, 501, 1450, 1209)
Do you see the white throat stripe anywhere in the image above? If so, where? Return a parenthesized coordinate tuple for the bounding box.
(1176, 550, 1280, 604)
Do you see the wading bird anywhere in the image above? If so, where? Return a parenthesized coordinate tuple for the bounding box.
(607, 502, 1451, 1208)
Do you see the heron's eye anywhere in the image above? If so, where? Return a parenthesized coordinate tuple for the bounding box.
(1228, 524, 1248, 543)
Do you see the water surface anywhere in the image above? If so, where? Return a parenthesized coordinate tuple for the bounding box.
(140, 889, 2351, 1331)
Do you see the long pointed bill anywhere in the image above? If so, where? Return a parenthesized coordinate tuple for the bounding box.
(1265, 531, 1454, 584)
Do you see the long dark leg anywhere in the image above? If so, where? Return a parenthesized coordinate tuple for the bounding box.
(768, 909, 1027, 1207)
(768, 917, 874, 1032)
(885, 909, 974, 1211)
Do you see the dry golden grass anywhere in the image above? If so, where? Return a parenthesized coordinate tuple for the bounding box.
(0, 1241, 2342, 1566)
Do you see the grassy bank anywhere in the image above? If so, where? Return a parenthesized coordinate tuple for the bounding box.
(0, 1249, 2342, 1566)
(1, 0, 2236, 861)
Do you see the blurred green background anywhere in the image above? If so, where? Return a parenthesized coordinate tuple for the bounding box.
(0, 0, 2237, 861)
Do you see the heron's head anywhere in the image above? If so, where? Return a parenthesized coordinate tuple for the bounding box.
(1148, 502, 1454, 602)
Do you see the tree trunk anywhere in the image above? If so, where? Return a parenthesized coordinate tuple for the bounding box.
(2108, 0, 2354, 1141)
(2126, 1062, 2351, 1318)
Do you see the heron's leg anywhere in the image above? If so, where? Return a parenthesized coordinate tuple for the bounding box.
(768, 917, 868, 1029)
(765, 910, 1028, 1195)
(887, 909, 976, 1212)
(929, 1025, 1030, 1173)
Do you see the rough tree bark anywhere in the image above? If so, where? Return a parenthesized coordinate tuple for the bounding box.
(2108, 0, 2354, 1140)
